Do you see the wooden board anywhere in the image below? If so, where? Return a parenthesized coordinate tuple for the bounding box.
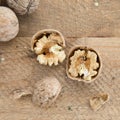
(0, 38, 120, 120)
(18, 0, 120, 37)
(0, 0, 120, 119)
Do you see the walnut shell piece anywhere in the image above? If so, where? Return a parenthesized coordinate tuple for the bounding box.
(11, 87, 33, 99)
(7, 0, 40, 15)
(31, 29, 66, 66)
(32, 77, 62, 107)
(90, 93, 109, 111)
(0, 7, 19, 42)
(66, 46, 101, 83)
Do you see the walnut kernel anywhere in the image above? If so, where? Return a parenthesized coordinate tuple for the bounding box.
(67, 46, 101, 83)
(31, 29, 66, 66)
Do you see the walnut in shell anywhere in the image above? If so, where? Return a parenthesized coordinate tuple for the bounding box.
(7, 0, 40, 15)
(66, 46, 101, 83)
(90, 93, 109, 111)
(32, 77, 61, 107)
(31, 29, 66, 66)
(0, 7, 19, 42)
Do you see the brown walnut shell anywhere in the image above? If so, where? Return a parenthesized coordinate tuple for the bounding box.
(31, 29, 66, 66)
(66, 46, 101, 83)
(0, 7, 19, 42)
(7, 0, 40, 15)
(90, 93, 109, 111)
(32, 77, 62, 107)
(31, 29, 65, 51)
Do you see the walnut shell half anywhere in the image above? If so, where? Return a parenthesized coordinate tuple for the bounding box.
(32, 77, 62, 107)
(66, 46, 101, 83)
(31, 29, 66, 66)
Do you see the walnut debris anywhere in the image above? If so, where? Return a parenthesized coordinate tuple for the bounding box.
(90, 93, 109, 111)
(31, 29, 66, 66)
(11, 87, 33, 99)
(67, 46, 101, 82)
(0, 57, 5, 63)
(32, 77, 61, 107)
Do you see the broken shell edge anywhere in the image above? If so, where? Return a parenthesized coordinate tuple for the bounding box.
(66, 46, 102, 83)
(31, 29, 66, 51)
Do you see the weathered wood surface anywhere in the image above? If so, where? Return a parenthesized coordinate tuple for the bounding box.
(0, 0, 120, 119)
(0, 38, 120, 120)
(18, 0, 120, 37)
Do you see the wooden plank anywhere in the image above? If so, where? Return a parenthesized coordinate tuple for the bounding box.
(18, 0, 120, 37)
(0, 37, 120, 120)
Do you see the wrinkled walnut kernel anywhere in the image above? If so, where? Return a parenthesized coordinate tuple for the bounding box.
(32, 77, 61, 107)
(90, 93, 109, 111)
(67, 46, 101, 83)
(31, 29, 66, 66)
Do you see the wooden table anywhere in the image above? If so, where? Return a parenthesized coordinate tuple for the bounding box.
(0, 0, 120, 120)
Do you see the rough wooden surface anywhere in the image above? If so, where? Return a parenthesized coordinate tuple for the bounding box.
(18, 0, 120, 37)
(0, 38, 120, 120)
(0, 0, 120, 119)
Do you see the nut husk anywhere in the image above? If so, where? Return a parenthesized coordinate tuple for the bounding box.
(7, 0, 40, 15)
(66, 46, 101, 83)
(0, 7, 19, 42)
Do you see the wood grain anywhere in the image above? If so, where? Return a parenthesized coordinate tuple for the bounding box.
(18, 0, 120, 37)
(0, 37, 120, 120)
(0, 0, 120, 119)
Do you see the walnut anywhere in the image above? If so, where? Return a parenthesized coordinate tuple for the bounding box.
(0, 7, 19, 42)
(31, 29, 66, 66)
(32, 77, 62, 107)
(66, 46, 101, 83)
(90, 93, 109, 111)
(7, 0, 40, 15)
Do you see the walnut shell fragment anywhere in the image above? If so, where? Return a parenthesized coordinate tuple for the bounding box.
(32, 77, 62, 107)
(90, 93, 109, 111)
(31, 29, 66, 66)
(0, 7, 19, 42)
(11, 87, 33, 100)
(66, 46, 101, 83)
(7, 0, 40, 15)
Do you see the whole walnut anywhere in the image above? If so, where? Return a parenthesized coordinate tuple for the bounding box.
(7, 0, 40, 15)
(0, 7, 19, 42)
(32, 77, 62, 107)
